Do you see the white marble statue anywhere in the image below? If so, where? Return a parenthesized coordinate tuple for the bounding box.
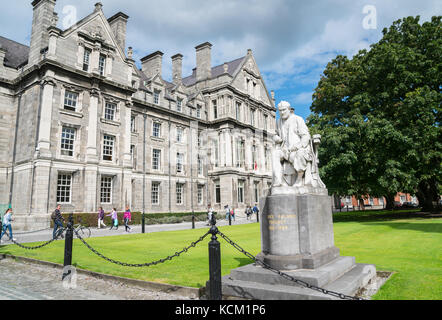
(271, 101, 326, 194)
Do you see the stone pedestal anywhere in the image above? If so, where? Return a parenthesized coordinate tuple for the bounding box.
(220, 193, 377, 300)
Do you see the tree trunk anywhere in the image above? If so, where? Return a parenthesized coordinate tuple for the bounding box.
(385, 193, 396, 210)
(417, 179, 438, 212)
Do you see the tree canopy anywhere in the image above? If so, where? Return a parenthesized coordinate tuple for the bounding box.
(308, 16, 441, 210)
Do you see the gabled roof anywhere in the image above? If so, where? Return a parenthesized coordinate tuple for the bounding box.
(182, 56, 245, 87)
(0, 36, 29, 69)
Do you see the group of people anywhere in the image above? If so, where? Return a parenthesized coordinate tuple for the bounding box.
(206, 204, 260, 225)
(51, 205, 133, 240)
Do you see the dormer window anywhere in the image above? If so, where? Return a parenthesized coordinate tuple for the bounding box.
(154, 90, 160, 105)
(99, 54, 106, 76)
(177, 98, 182, 112)
(83, 48, 91, 72)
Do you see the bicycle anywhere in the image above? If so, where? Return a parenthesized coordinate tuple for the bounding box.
(54, 219, 91, 239)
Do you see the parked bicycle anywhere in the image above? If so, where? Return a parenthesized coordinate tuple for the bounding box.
(54, 218, 91, 239)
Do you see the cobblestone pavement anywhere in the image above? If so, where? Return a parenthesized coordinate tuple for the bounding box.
(0, 258, 194, 300)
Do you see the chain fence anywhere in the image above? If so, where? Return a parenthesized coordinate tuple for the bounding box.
(73, 228, 211, 268)
(216, 229, 364, 300)
(7, 228, 66, 250)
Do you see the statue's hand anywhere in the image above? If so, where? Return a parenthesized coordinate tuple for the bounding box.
(273, 135, 283, 144)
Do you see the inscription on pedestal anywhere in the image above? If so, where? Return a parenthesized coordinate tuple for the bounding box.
(268, 214, 296, 231)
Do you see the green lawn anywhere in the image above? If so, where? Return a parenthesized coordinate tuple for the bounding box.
(1, 210, 441, 300)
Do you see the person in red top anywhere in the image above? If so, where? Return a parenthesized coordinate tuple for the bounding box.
(123, 206, 132, 233)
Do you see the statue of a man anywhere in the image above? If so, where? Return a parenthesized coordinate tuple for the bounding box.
(272, 101, 326, 194)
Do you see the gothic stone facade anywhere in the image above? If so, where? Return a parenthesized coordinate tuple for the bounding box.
(0, 1, 276, 230)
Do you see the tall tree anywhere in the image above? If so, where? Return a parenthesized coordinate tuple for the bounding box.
(308, 16, 441, 210)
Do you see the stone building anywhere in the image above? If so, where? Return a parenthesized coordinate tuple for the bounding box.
(0, 1, 276, 230)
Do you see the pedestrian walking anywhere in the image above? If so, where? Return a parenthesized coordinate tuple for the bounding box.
(224, 205, 230, 221)
(107, 208, 118, 230)
(252, 204, 259, 218)
(245, 205, 252, 220)
(230, 208, 235, 221)
(97, 207, 106, 229)
(0, 208, 15, 243)
(207, 204, 214, 225)
(51, 204, 65, 240)
(123, 206, 132, 233)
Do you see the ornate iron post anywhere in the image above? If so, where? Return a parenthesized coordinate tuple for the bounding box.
(62, 213, 74, 280)
(192, 211, 195, 229)
(208, 215, 222, 300)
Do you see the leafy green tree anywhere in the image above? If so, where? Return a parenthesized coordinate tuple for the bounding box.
(308, 16, 441, 211)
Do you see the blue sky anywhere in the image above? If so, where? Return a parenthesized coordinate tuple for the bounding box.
(1, 0, 440, 120)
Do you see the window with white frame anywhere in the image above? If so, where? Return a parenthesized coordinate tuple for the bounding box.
(177, 98, 182, 112)
(100, 176, 112, 204)
(154, 90, 160, 105)
(236, 139, 245, 168)
(131, 115, 136, 133)
(99, 54, 106, 76)
(176, 127, 183, 142)
(104, 102, 116, 121)
(238, 180, 244, 203)
(215, 180, 221, 204)
(64, 91, 78, 112)
(102, 135, 115, 161)
(212, 100, 218, 119)
(151, 182, 160, 205)
(130, 145, 136, 168)
(152, 149, 161, 170)
(197, 105, 201, 118)
(176, 183, 184, 205)
(57, 173, 72, 204)
(176, 153, 184, 173)
(197, 185, 204, 205)
(83, 48, 91, 72)
(152, 122, 161, 137)
(236, 102, 241, 121)
(61, 127, 75, 157)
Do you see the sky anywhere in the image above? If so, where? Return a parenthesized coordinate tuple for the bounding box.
(1, 0, 440, 120)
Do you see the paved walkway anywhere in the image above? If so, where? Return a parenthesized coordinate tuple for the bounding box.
(3, 214, 258, 244)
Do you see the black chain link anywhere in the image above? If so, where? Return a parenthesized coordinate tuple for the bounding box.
(216, 230, 364, 300)
(74, 228, 211, 267)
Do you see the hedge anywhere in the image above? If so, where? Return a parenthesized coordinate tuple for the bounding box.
(50, 211, 217, 228)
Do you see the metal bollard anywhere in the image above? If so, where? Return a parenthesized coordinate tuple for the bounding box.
(228, 212, 231, 226)
(142, 212, 145, 234)
(62, 214, 74, 280)
(256, 211, 259, 223)
(208, 220, 222, 300)
(192, 212, 195, 229)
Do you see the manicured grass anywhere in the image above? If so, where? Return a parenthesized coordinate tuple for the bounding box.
(1, 211, 440, 299)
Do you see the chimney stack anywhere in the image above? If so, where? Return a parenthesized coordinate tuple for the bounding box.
(195, 42, 212, 82)
(108, 12, 129, 52)
(29, 0, 57, 66)
(171, 53, 183, 85)
(141, 51, 163, 79)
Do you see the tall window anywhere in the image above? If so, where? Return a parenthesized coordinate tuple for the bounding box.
(151, 182, 160, 205)
(57, 173, 72, 203)
(212, 100, 218, 119)
(215, 181, 221, 204)
(197, 105, 201, 118)
(176, 153, 184, 173)
(64, 91, 78, 112)
(130, 145, 136, 168)
(254, 182, 259, 203)
(177, 98, 182, 112)
(104, 102, 116, 121)
(83, 48, 91, 72)
(176, 127, 183, 142)
(102, 135, 115, 161)
(264, 147, 269, 170)
(61, 127, 75, 156)
(130, 115, 136, 132)
(238, 180, 244, 203)
(152, 149, 161, 170)
(154, 90, 160, 105)
(236, 139, 245, 168)
(197, 155, 203, 175)
(250, 109, 255, 126)
(264, 114, 268, 131)
(100, 176, 112, 203)
(252, 145, 257, 170)
(197, 185, 204, 205)
(236, 102, 241, 121)
(214, 139, 219, 168)
(152, 122, 161, 137)
(99, 54, 106, 76)
(176, 183, 184, 205)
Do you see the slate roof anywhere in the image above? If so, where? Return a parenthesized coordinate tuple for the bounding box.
(0, 36, 29, 69)
(182, 56, 245, 87)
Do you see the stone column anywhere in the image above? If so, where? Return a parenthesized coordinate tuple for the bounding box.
(86, 89, 99, 163)
(36, 76, 56, 158)
(84, 165, 98, 213)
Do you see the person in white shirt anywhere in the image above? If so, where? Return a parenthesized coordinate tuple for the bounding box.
(0, 208, 15, 243)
